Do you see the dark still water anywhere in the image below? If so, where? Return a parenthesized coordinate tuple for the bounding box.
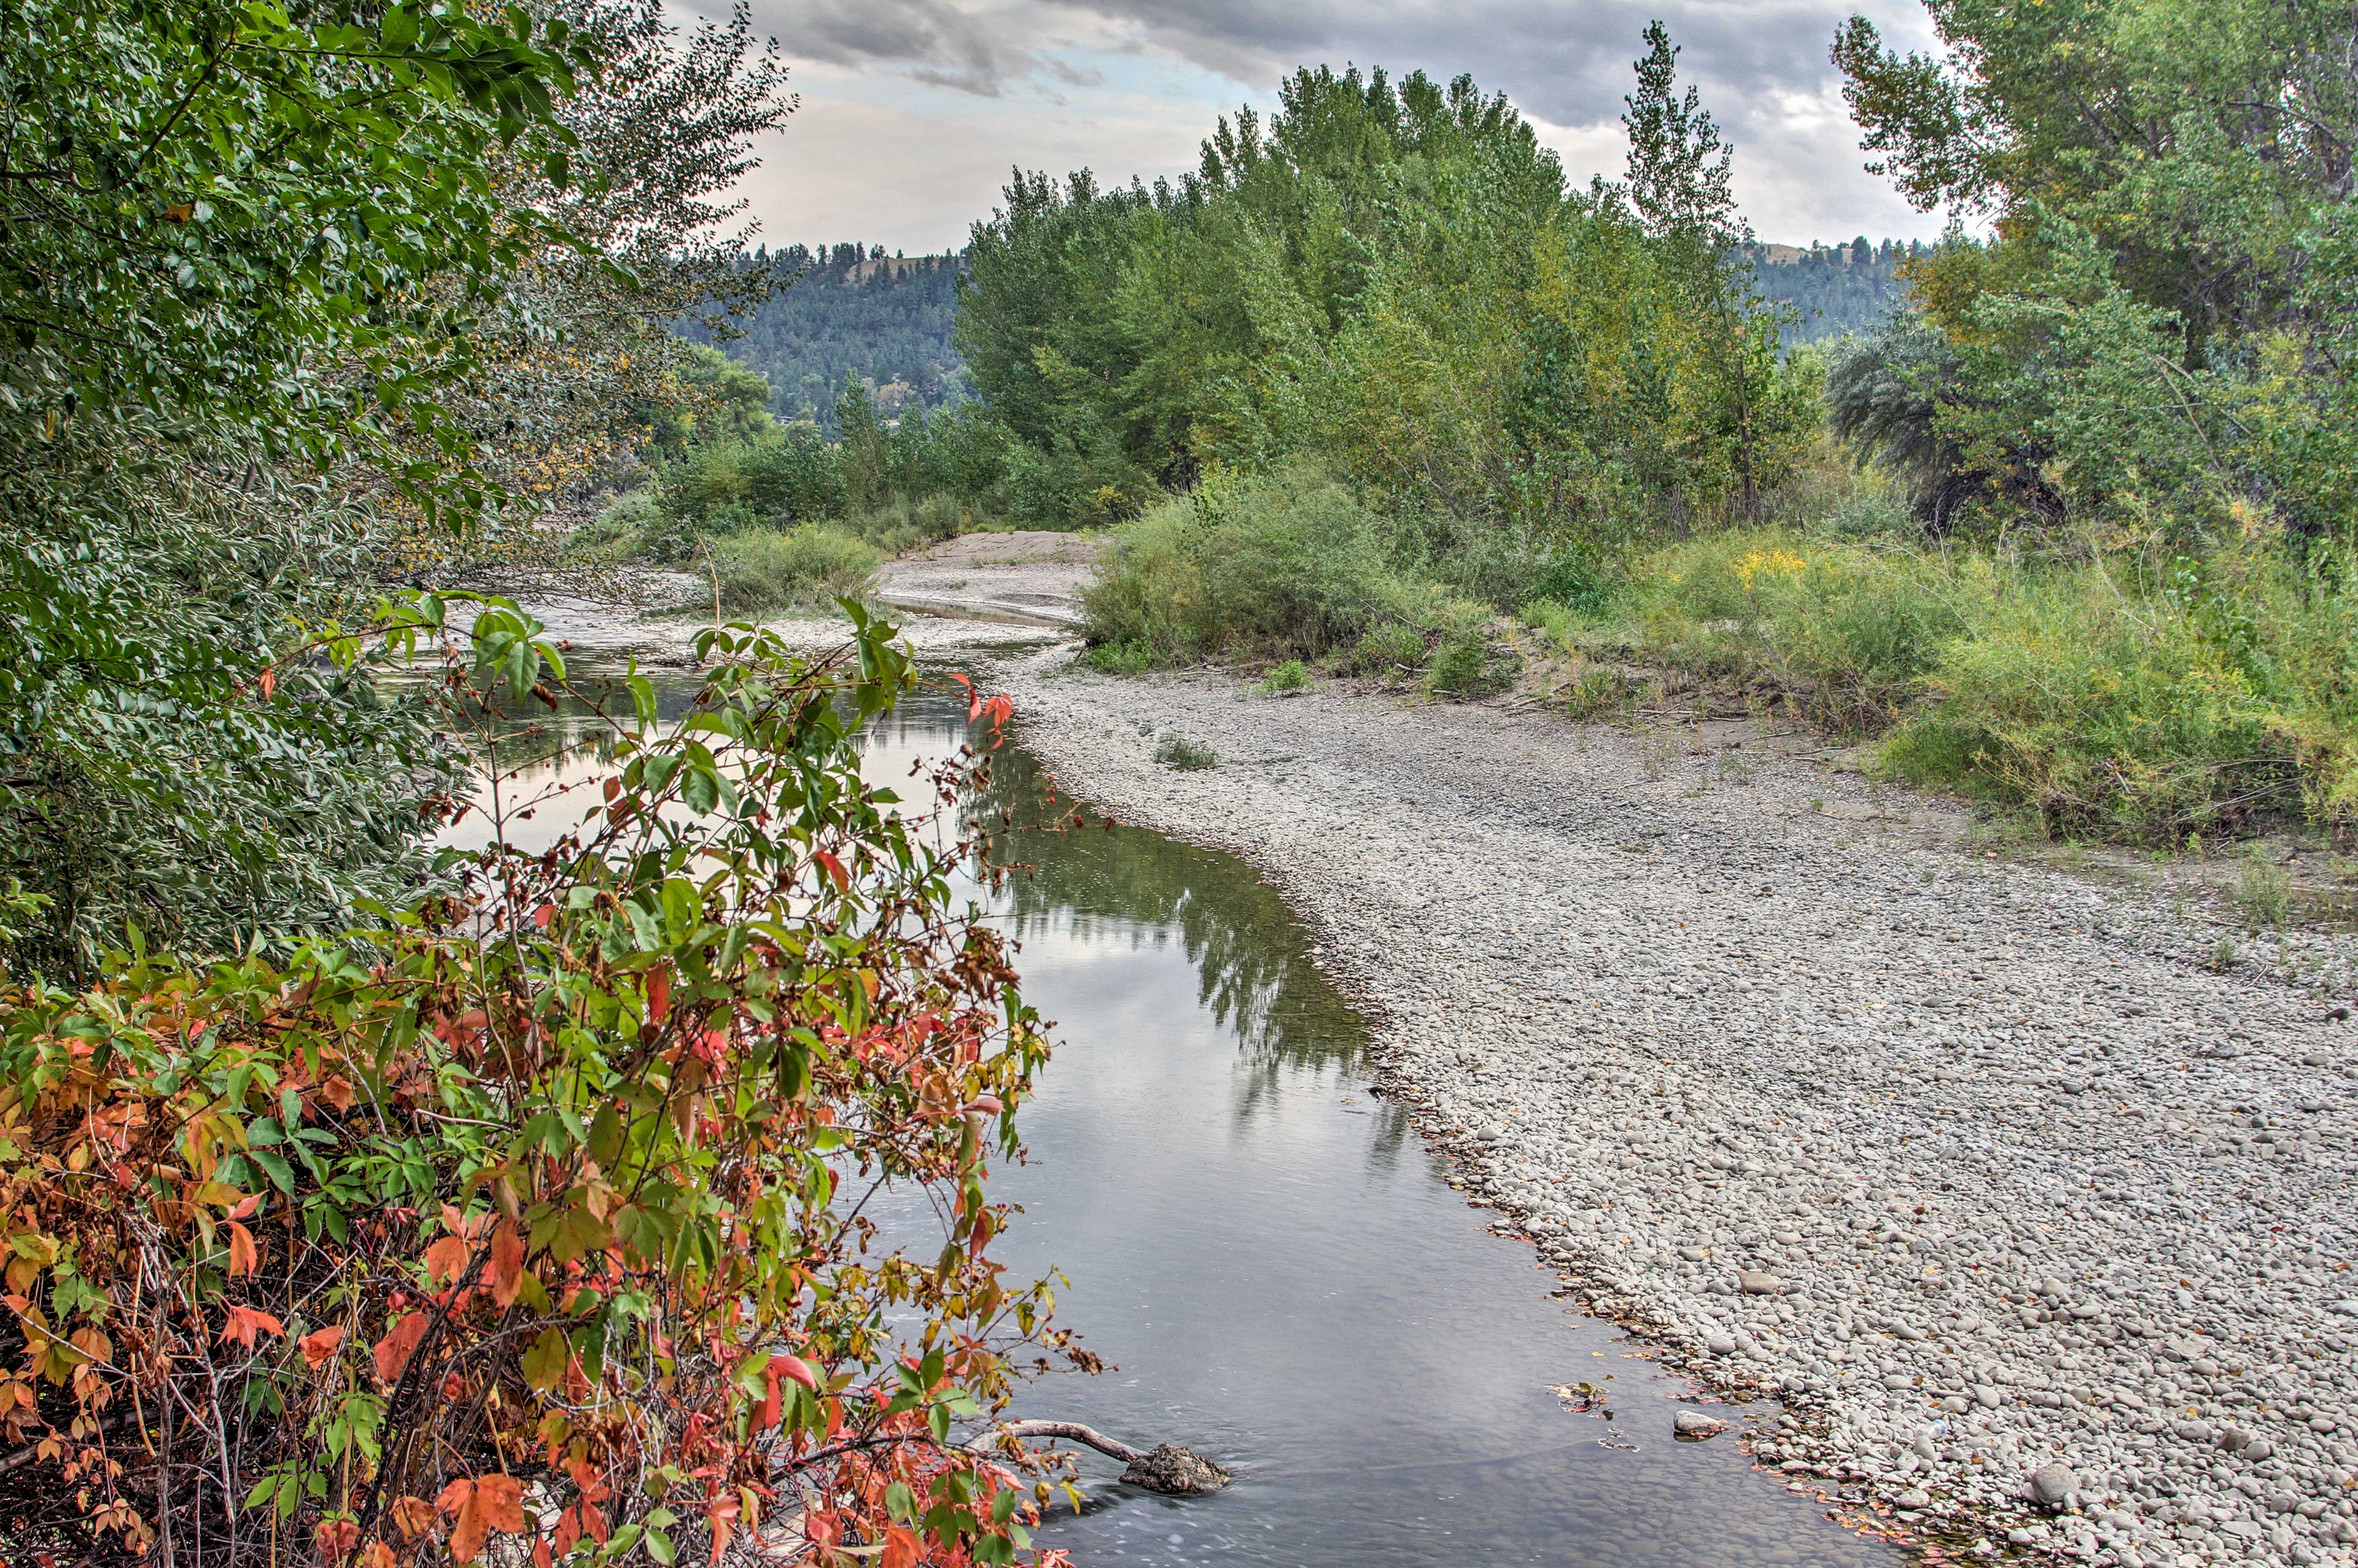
(456, 659, 1897, 1568)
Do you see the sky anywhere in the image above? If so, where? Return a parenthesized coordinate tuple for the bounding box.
(687, 0, 1951, 257)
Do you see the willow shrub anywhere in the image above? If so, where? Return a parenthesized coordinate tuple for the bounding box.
(1080, 467, 1426, 662)
(0, 600, 1080, 1568)
(1608, 529, 2358, 840)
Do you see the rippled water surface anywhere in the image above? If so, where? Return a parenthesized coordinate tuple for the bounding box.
(459, 656, 1900, 1568)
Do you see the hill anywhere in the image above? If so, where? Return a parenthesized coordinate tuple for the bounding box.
(699, 244, 968, 428)
(1748, 236, 1923, 341)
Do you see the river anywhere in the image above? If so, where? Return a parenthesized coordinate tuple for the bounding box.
(450, 648, 1901, 1568)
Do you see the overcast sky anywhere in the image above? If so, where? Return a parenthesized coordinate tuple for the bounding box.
(690, 0, 1948, 255)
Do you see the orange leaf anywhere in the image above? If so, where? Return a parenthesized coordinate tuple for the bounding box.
(225, 1221, 259, 1278)
(812, 850, 849, 892)
(423, 1234, 469, 1288)
(220, 1305, 283, 1349)
(298, 1325, 346, 1369)
(259, 666, 276, 701)
(365, 1543, 396, 1568)
(881, 1526, 920, 1568)
(388, 1497, 438, 1540)
(648, 964, 671, 1023)
(488, 1222, 526, 1308)
(769, 1351, 817, 1392)
(373, 1311, 430, 1384)
(439, 1475, 527, 1567)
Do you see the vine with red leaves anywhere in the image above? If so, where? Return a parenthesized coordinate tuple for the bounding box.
(0, 599, 1080, 1567)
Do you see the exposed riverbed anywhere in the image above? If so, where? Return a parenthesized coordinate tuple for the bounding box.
(494, 566, 2358, 1567)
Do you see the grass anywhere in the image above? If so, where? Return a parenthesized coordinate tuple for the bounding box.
(2236, 847, 2294, 929)
(1577, 526, 2358, 845)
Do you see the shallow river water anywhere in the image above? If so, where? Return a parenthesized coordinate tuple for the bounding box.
(457, 651, 1901, 1568)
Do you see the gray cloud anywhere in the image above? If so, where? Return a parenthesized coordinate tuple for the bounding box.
(778, 0, 1060, 96)
(738, 0, 1947, 242)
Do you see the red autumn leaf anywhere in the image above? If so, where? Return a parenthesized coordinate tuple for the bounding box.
(812, 850, 848, 892)
(532, 904, 555, 930)
(373, 1311, 431, 1384)
(219, 1305, 284, 1349)
(881, 1525, 920, 1568)
(228, 1192, 262, 1220)
(365, 1543, 397, 1568)
(313, 1516, 359, 1565)
(438, 1475, 527, 1566)
(647, 964, 671, 1023)
(225, 1220, 259, 1277)
(298, 1324, 346, 1369)
(258, 666, 276, 701)
(487, 1222, 526, 1308)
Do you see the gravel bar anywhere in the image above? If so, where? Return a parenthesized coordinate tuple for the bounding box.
(985, 646, 2358, 1568)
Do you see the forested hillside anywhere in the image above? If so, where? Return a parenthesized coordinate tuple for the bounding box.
(695, 244, 966, 425)
(1749, 238, 1919, 340)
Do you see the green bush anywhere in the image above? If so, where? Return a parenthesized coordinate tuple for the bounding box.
(1083, 640, 1153, 675)
(707, 527, 881, 614)
(1081, 466, 1423, 662)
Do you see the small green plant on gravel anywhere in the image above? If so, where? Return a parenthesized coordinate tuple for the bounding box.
(2238, 846, 2294, 928)
(1259, 658, 1311, 694)
(1520, 597, 1580, 648)
(2213, 934, 2241, 970)
(1086, 639, 1155, 675)
(1156, 734, 1219, 770)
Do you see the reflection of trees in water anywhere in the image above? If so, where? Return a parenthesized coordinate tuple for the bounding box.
(967, 732, 1376, 1118)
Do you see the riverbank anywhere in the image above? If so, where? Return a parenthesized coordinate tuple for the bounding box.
(978, 642, 2358, 1568)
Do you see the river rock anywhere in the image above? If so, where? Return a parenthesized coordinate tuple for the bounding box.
(1738, 1270, 1783, 1295)
(1674, 1410, 1727, 1438)
(2031, 1462, 2077, 1509)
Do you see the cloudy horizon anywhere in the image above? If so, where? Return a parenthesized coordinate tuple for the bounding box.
(688, 0, 1953, 257)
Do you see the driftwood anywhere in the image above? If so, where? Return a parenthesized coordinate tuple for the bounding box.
(969, 1421, 1232, 1496)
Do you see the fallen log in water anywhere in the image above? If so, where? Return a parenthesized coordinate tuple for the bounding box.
(970, 1421, 1232, 1496)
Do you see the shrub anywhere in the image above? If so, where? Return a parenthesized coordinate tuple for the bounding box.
(1425, 600, 1514, 699)
(1342, 623, 1430, 676)
(707, 526, 881, 613)
(0, 604, 1073, 1568)
(1083, 639, 1154, 675)
(1081, 466, 1422, 661)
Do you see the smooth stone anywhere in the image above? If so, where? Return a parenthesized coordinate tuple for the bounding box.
(1674, 1410, 1728, 1438)
(1739, 1270, 1783, 1295)
(2031, 1462, 2078, 1508)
